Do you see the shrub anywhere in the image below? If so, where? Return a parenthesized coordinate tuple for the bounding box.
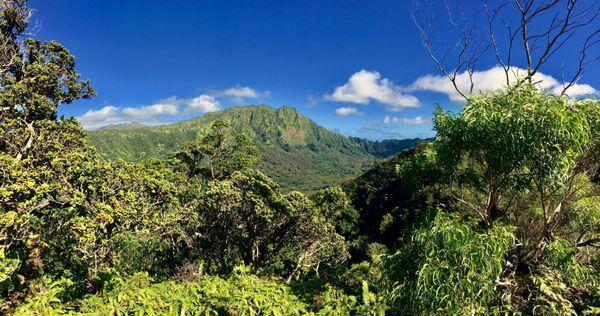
(16, 268, 309, 315)
(385, 212, 515, 314)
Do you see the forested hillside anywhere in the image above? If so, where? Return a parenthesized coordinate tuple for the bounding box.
(341, 144, 438, 250)
(88, 106, 422, 192)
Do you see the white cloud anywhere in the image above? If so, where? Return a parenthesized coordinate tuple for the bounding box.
(383, 115, 430, 125)
(335, 107, 364, 116)
(122, 100, 180, 120)
(187, 95, 221, 113)
(77, 85, 269, 129)
(307, 95, 320, 107)
(78, 94, 222, 130)
(325, 70, 419, 111)
(408, 66, 597, 103)
(87, 86, 265, 129)
(222, 86, 260, 98)
(78, 106, 129, 130)
(551, 83, 597, 98)
(214, 86, 269, 104)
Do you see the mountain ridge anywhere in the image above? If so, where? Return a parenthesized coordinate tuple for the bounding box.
(87, 105, 423, 192)
(95, 122, 148, 131)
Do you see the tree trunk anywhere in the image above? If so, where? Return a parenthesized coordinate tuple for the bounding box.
(485, 189, 501, 223)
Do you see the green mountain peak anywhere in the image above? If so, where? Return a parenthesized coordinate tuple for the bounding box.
(87, 105, 422, 192)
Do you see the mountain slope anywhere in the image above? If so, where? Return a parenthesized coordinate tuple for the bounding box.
(341, 145, 429, 246)
(87, 105, 422, 192)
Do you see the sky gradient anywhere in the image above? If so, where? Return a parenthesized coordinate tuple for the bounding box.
(30, 0, 599, 140)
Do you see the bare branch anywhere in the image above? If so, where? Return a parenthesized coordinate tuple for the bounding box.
(484, 1, 512, 84)
(15, 118, 34, 161)
(576, 237, 600, 248)
(560, 28, 600, 95)
(411, 0, 490, 100)
(415, 0, 600, 95)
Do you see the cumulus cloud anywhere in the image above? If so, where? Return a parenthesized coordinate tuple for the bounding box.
(551, 83, 597, 97)
(407, 66, 597, 103)
(122, 100, 180, 121)
(214, 86, 269, 104)
(335, 107, 364, 116)
(78, 94, 222, 130)
(325, 70, 419, 111)
(383, 115, 430, 125)
(77, 85, 270, 129)
(187, 95, 221, 113)
(78, 106, 129, 130)
(222, 86, 260, 98)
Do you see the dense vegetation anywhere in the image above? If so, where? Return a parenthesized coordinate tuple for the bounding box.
(88, 106, 423, 193)
(1, 1, 599, 314)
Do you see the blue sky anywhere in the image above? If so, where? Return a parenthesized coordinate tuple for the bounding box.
(30, 0, 599, 140)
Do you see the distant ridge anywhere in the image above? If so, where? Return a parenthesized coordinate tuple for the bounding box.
(95, 122, 147, 131)
(351, 137, 428, 159)
(87, 105, 423, 192)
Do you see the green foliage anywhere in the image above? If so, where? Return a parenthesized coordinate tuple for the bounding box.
(339, 243, 389, 297)
(0, 0, 99, 300)
(566, 177, 600, 258)
(385, 212, 515, 314)
(12, 277, 77, 316)
(542, 238, 597, 286)
(530, 272, 579, 315)
(67, 159, 186, 276)
(0, 246, 17, 284)
(316, 282, 387, 316)
(434, 85, 599, 224)
(311, 186, 359, 238)
(14, 269, 390, 315)
(378, 214, 394, 234)
(190, 169, 349, 278)
(174, 119, 259, 180)
(15, 269, 308, 315)
(523, 239, 600, 314)
(342, 143, 440, 251)
(435, 86, 590, 187)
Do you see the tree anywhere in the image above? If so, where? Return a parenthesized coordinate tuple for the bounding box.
(68, 159, 188, 278)
(0, 0, 98, 296)
(409, 1, 600, 310)
(173, 120, 259, 180)
(429, 85, 600, 312)
(189, 169, 348, 279)
(434, 86, 599, 229)
(311, 186, 359, 238)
